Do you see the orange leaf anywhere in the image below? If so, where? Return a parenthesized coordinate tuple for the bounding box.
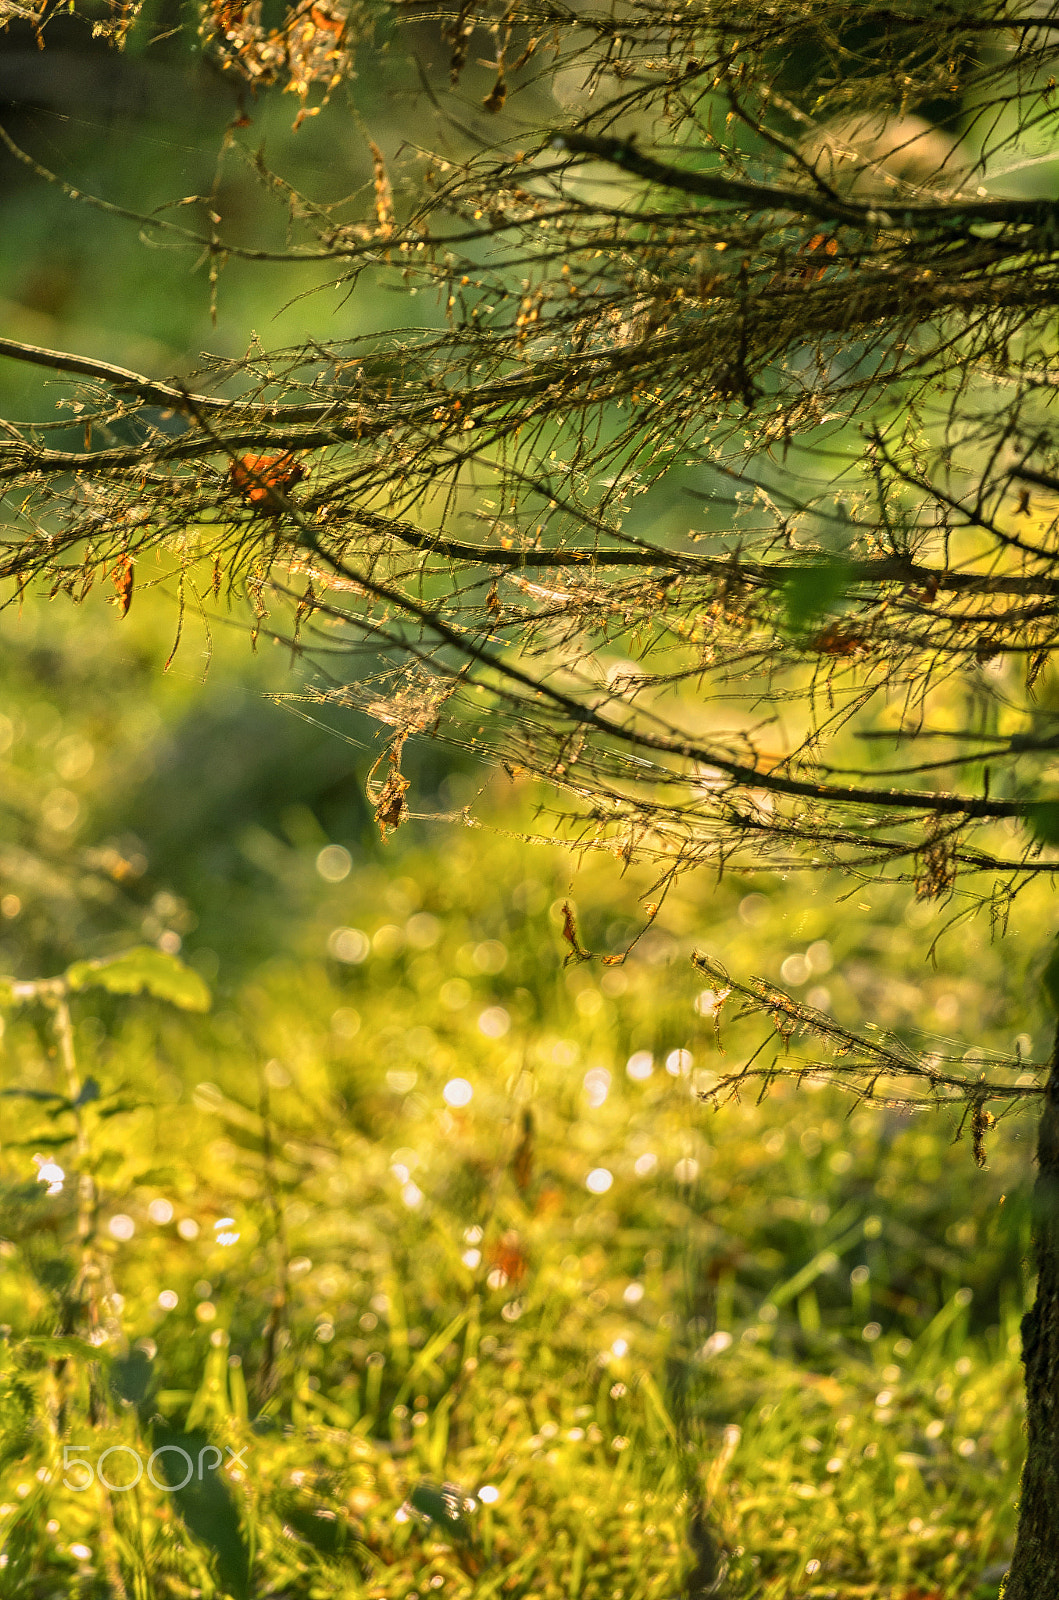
(533, 1186, 563, 1217)
(111, 556, 134, 618)
(308, 2, 345, 34)
(488, 1231, 528, 1283)
(229, 452, 306, 509)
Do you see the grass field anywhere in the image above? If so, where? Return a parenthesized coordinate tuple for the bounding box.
(0, 561, 1042, 1600)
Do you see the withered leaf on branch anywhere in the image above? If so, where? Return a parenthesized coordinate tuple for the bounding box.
(111, 556, 133, 618)
(368, 736, 411, 840)
(971, 1100, 996, 1170)
(229, 452, 306, 510)
(560, 900, 592, 966)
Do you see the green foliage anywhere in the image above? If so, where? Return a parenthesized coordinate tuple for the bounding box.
(0, 573, 1042, 1594)
(64, 946, 211, 1012)
(0, 753, 1039, 1594)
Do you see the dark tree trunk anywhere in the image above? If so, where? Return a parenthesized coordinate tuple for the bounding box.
(1003, 1024, 1059, 1597)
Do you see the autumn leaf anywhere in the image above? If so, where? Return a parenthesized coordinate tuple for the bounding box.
(560, 900, 591, 965)
(229, 452, 306, 509)
(111, 555, 134, 618)
(369, 734, 410, 840)
(488, 1230, 528, 1283)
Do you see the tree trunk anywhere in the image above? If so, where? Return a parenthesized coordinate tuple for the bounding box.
(1003, 1023, 1059, 1597)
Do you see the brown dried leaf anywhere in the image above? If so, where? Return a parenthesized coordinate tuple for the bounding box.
(369, 734, 410, 840)
(483, 70, 507, 113)
(560, 900, 591, 965)
(112, 555, 134, 618)
(229, 452, 306, 510)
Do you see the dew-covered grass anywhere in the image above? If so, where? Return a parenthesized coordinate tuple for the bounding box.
(0, 593, 1040, 1598)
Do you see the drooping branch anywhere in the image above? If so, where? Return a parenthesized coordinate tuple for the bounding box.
(691, 953, 1043, 1130)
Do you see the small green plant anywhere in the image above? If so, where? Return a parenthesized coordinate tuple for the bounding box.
(0, 947, 209, 1594)
(1, 945, 209, 1335)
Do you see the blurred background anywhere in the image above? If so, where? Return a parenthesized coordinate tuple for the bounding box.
(0, 10, 1047, 1596)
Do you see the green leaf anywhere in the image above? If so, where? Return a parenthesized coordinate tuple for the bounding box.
(64, 947, 210, 1011)
(97, 1098, 145, 1119)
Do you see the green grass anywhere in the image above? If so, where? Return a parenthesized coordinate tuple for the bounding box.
(0, 587, 1040, 1600)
